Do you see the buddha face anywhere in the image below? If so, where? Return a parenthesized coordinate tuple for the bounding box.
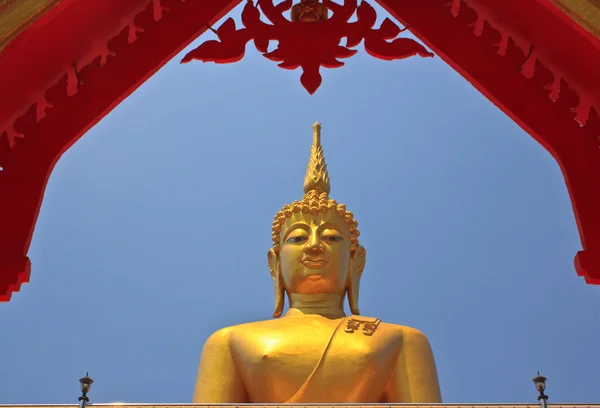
(268, 209, 365, 300)
(279, 211, 351, 295)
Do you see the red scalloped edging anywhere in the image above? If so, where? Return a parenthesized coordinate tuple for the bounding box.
(451, 0, 600, 137)
(0, 258, 30, 301)
(0, 0, 172, 159)
(0, 0, 167, 299)
(377, 0, 600, 284)
(0, 0, 242, 301)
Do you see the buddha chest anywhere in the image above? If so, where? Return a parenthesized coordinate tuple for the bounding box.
(229, 316, 403, 402)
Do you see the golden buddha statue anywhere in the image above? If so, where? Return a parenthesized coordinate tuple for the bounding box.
(192, 123, 442, 403)
(291, 0, 329, 22)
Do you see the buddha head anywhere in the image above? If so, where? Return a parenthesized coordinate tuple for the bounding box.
(267, 123, 366, 318)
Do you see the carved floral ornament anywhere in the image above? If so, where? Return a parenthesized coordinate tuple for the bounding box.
(181, 0, 434, 94)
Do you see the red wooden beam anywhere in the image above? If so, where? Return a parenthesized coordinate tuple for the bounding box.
(0, 0, 242, 301)
(0, 0, 150, 145)
(376, 0, 600, 284)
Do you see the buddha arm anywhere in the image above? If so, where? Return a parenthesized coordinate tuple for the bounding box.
(384, 328, 442, 403)
(192, 328, 248, 403)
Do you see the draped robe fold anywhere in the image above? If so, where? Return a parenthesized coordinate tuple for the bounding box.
(282, 316, 383, 403)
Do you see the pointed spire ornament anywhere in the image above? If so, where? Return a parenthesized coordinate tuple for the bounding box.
(303, 122, 330, 195)
(271, 122, 360, 253)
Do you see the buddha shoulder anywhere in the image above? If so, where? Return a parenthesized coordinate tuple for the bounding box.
(380, 321, 431, 338)
(202, 316, 346, 346)
(202, 319, 432, 347)
(374, 321, 436, 360)
(200, 321, 263, 347)
(200, 319, 306, 349)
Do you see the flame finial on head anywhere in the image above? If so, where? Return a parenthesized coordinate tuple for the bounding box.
(271, 122, 360, 254)
(303, 122, 330, 195)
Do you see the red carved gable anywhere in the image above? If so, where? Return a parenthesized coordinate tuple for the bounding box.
(0, 0, 598, 301)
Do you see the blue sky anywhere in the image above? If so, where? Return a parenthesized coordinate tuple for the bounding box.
(1, 2, 599, 404)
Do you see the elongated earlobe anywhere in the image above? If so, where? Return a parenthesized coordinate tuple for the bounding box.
(268, 249, 285, 318)
(347, 275, 360, 315)
(272, 270, 285, 318)
(347, 245, 366, 315)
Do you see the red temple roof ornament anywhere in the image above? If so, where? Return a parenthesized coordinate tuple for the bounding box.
(449, 0, 600, 128)
(1, 0, 600, 302)
(181, 0, 433, 94)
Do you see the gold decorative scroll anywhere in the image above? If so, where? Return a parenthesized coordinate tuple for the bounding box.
(0, 0, 60, 53)
(549, 0, 600, 38)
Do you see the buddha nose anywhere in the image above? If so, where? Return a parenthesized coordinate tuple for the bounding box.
(305, 234, 325, 254)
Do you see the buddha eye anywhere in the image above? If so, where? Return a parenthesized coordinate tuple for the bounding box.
(322, 229, 343, 243)
(286, 235, 308, 244)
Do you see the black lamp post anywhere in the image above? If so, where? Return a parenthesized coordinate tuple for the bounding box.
(78, 373, 94, 408)
(532, 371, 548, 408)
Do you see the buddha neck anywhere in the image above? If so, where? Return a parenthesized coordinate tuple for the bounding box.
(286, 293, 346, 319)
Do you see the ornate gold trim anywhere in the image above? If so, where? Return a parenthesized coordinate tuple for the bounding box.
(0, 0, 60, 53)
(344, 316, 382, 336)
(549, 0, 600, 38)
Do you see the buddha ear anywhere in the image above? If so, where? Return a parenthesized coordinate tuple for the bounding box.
(354, 245, 366, 279)
(268, 248, 285, 318)
(347, 245, 366, 315)
(268, 248, 278, 280)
